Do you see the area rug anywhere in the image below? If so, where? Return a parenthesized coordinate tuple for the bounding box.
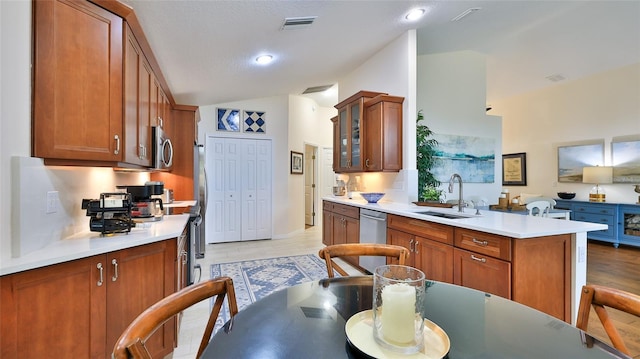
(210, 254, 332, 332)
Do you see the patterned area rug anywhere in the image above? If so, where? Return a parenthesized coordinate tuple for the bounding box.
(210, 254, 331, 331)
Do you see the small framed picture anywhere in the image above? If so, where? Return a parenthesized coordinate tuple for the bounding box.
(290, 151, 303, 175)
(502, 152, 527, 186)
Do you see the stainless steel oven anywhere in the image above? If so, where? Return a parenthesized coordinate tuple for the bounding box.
(152, 126, 173, 170)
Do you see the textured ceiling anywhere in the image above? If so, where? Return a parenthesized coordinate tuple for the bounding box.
(121, 0, 640, 108)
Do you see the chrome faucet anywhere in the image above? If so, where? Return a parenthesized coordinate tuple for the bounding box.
(448, 173, 464, 212)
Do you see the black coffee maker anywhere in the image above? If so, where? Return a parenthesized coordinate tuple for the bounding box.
(116, 182, 164, 221)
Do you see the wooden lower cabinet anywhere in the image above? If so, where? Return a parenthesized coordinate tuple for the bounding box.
(387, 228, 453, 284)
(387, 214, 572, 323)
(322, 202, 333, 246)
(0, 239, 177, 358)
(387, 215, 454, 283)
(323, 201, 360, 266)
(453, 247, 511, 298)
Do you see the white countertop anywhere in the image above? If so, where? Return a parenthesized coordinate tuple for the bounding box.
(1, 214, 190, 276)
(164, 200, 197, 208)
(324, 196, 607, 239)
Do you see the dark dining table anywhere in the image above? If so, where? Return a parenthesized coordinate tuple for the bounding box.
(204, 276, 629, 358)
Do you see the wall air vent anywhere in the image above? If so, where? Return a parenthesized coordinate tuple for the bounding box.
(281, 16, 318, 30)
(546, 74, 566, 82)
(302, 85, 333, 94)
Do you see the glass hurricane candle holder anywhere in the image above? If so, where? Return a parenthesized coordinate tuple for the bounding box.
(373, 265, 426, 354)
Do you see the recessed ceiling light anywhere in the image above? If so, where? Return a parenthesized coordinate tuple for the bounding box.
(405, 8, 426, 21)
(255, 54, 273, 65)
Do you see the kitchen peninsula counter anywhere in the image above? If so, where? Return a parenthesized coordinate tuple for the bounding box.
(0, 214, 189, 276)
(323, 196, 606, 238)
(323, 196, 607, 324)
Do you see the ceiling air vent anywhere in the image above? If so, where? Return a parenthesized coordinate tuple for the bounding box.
(281, 16, 317, 30)
(302, 85, 333, 94)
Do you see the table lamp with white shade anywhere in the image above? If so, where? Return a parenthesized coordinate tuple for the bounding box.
(582, 166, 613, 202)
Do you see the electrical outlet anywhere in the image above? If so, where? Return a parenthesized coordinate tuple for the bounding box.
(46, 191, 59, 214)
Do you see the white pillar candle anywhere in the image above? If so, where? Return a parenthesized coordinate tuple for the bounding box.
(381, 283, 416, 344)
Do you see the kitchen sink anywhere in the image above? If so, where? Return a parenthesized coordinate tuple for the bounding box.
(413, 211, 472, 219)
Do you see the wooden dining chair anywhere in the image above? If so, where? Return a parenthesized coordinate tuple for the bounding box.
(318, 243, 410, 278)
(112, 276, 238, 359)
(576, 284, 640, 356)
(526, 200, 551, 217)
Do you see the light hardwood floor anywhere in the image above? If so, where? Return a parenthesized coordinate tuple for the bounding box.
(170, 229, 640, 358)
(585, 241, 640, 358)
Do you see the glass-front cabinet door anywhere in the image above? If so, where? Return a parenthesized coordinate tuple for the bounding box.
(620, 204, 640, 246)
(339, 108, 349, 169)
(350, 103, 361, 169)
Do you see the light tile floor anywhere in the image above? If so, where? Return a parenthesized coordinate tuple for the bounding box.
(170, 225, 327, 358)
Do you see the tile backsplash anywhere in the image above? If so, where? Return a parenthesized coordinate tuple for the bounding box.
(10, 157, 149, 257)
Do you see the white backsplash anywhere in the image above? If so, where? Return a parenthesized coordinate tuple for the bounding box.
(10, 157, 149, 257)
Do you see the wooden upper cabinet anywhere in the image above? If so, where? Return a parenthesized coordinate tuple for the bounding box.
(332, 91, 403, 173)
(123, 23, 152, 167)
(363, 95, 404, 172)
(33, 0, 123, 163)
(333, 91, 385, 173)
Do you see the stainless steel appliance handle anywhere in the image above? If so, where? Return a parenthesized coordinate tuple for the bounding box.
(162, 139, 174, 167)
(360, 213, 386, 221)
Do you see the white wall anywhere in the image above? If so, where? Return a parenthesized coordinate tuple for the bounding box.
(0, 0, 33, 258)
(338, 30, 418, 203)
(198, 95, 334, 238)
(494, 63, 640, 203)
(417, 51, 503, 204)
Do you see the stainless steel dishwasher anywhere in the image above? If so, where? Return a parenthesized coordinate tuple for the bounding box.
(359, 208, 387, 272)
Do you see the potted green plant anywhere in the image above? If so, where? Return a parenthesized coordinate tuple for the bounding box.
(421, 185, 444, 203)
(416, 110, 441, 202)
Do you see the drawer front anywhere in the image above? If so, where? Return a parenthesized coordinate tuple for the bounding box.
(454, 228, 512, 261)
(323, 201, 333, 211)
(573, 212, 615, 226)
(331, 203, 359, 219)
(453, 248, 511, 299)
(572, 204, 615, 216)
(387, 214, 454, 245)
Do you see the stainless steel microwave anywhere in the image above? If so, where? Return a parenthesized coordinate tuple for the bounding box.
(152, 126, 173, 170)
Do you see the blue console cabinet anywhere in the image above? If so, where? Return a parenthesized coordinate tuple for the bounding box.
(555, 199, 640, 248)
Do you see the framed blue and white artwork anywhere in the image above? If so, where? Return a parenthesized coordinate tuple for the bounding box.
(244, 110, 266, 133)
(217, 108, 240, 132)
(431, 134, 496, 183)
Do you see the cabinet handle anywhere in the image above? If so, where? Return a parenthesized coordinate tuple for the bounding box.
(414, 240, 420, 254)
(111, 259, 118, 282)
(409, 239, 415, 252)
(97, 263, 104, 286)
(471, 255, 487, 263)
(182, 250, 188, 265)
(365, 159, 371, 168)
(158, 117, 163, 128)
(472, 238, 488, 246)
(114, 135, 120, 155)
(139, 144, 144, 159)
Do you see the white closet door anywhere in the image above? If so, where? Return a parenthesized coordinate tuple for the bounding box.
(241, 140, 257, 240)
(223, 140, 242, 242)
(254, 140, 272, 239)
(206, 137, 241, 243)
(206, 136, 223, 244)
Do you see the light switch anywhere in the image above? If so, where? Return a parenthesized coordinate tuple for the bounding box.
(46, 191, 59, 214)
